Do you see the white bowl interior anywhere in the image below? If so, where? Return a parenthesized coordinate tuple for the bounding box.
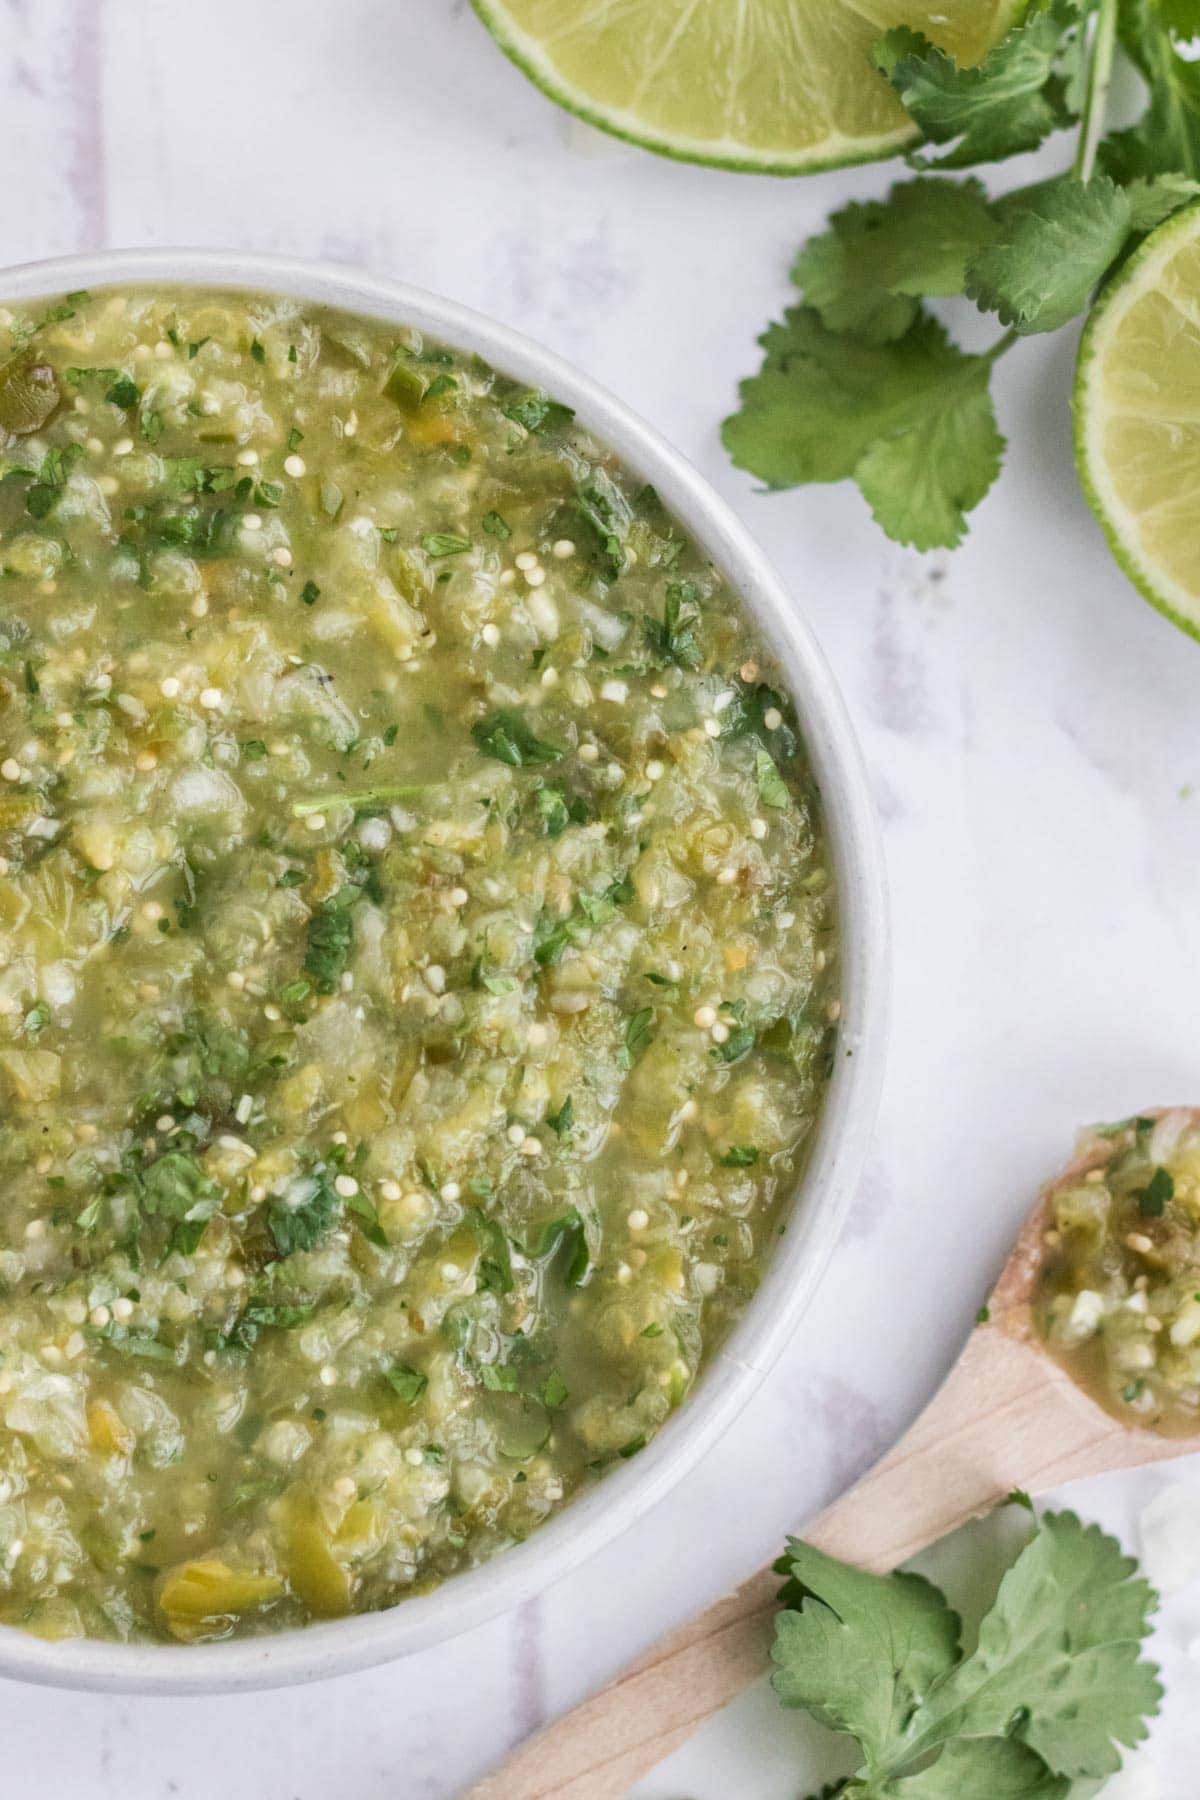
(0, 250, 889, 1692)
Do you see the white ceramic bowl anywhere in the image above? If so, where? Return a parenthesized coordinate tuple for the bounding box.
(0, 249, 889, 1694)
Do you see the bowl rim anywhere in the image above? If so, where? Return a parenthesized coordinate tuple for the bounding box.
(0, 247, 889, 1694)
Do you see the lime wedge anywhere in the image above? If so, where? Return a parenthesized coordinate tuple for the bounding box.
(471, 0, 1024, 174)
(1076, 201, 1200, 639)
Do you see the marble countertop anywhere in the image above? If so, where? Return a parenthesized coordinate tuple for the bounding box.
(3, 2, 1200, 1794)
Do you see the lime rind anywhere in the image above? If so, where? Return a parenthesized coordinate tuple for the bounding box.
(470, 0, 1024, 177)
(1074, 200, 1200, 643)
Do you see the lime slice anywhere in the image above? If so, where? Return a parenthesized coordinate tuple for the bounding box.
(1076, 201, 1200, 639)
(471, 0, 1024, 175)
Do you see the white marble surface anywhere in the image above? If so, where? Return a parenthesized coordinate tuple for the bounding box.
(3, 2, 1200, 1794)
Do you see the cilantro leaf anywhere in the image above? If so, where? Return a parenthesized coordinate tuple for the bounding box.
(966, 175, 1135, 334)
(792, 179, 997, 343)
(1154, 0, 1200, 30)
(724, 308, 1003, 551)
(875, 5, 1086, 170)
(898, 1512, 1161, 1781)
(1124, 171, 1200, 231)
(772, 1511, 1159, 1797)
(854, 388, 1004, 553)
(472, 709, 563, 767)
(881, 1739, 1069, 1798)
(1105, 0, 1200, 179)
(772, 1541, 961, 1767)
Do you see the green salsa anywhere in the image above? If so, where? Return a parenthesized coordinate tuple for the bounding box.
(0, 286, 836, 1644)
(1038, 1110, 1200, 1433)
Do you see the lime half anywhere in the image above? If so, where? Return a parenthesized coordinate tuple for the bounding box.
(1076, 201, 1200, 639)
(471, 0, 1024, 175)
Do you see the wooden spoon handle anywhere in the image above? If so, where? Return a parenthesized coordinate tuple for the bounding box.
(462, 1328, 1173, 1800)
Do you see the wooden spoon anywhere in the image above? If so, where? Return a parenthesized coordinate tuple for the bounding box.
(463, 1120, 1193, 1800)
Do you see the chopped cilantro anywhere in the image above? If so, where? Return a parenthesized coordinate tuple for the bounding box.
(109, 375, 141, 409)
(75, 1196, 103, 1234)
(504, 392, 575, 434)
(1137, 1165, 1174, 1217)
(345, 1188, 389, 1250)
(645, 580, 703, 669)
(471, 1211, 515, 1296)
(384, 1363, 427, 1404)
(480, 973, 517, 995)
(472, 709, 562, 767)
(712, 1024, 756, 1065)
(620, 1007, 655, 1068)
(527, 1208, 591, 1287)
(541, 1370, 569, 1408)
(421, 532, 471, 558)
(546, 1095, 574, 1137)
(755, 750, 789, 810)
(267, 1167, 340, 1258)
(216, 1300, 315, 1354)
(23, 442, 83, 520)
(479, 1362, 521, 1392)
(304, 886, 361, 993)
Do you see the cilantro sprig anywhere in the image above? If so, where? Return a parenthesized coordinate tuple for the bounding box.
(771, 1508, 1161, 1798)
(725, 0, 1200, 550)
